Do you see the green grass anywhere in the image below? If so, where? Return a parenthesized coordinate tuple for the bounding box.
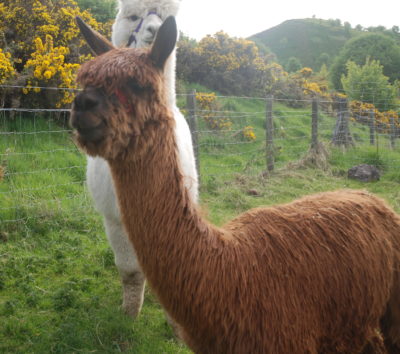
(1, 101, 400, 352)
(0, 113, 190, 353)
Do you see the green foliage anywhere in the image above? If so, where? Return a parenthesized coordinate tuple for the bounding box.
(286, 57, 302, 73)
(75, 0, 117, 23)
(250, 18, 358, 71)
(341, 59, 397, 111)
(316, 52, 330, 70)
(330, 33, 400, 89)
(177, 32, 287, 96)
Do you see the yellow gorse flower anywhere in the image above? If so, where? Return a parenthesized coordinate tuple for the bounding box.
(349, 100, 399, 132)
(242, 126, 256, 141)
(196, 92, 233, 131)
(0, 49, 15, 84)
(0, 0, 110, 108)
(24, 34, 80, 106)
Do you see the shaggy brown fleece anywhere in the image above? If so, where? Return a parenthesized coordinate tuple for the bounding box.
(71, 18, 400, 354)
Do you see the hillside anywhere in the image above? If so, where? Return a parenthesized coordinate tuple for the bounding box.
(250, 18, 359, 70)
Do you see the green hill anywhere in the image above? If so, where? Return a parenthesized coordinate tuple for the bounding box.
(250, 18, 359, 70)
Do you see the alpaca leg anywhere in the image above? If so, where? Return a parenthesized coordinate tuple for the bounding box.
(381, 270, 400, 354)
(120, 269, 146, 319)
(104, 217, 145, 318)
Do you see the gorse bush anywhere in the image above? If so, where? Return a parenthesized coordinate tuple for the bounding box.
(23, 35, 80, 107)
(177, 32, 288, 97)
(349, 100, 399, 133)
(242, 126, 256, 141)
(0, 49, 15, 84)
(0, 0, 111, 108)
(196, 92, 232, 131)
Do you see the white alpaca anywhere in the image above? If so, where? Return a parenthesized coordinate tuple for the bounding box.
(85, 0, 198, 318)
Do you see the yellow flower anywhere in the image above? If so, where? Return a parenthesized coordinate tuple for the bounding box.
(243, 126, 256, 141)
(43, 70, 52, 79)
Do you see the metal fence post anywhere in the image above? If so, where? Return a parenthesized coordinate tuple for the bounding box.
(265, 95, 274, 172)
(186, 89, 200, 185)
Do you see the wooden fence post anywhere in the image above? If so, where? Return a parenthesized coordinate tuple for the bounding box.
(332, 98, 354, 147)
(311, 98, 319, 149)
(265, 95, 274, 172)
(186, 90, 200, 184)
(390, 116, 396, 149)
(369, 110, 375, 146)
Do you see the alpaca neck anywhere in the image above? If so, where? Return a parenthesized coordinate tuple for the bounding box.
(108, 117, 225, 323)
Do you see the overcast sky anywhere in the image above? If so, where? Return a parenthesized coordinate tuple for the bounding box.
(176, 0, 399, 40)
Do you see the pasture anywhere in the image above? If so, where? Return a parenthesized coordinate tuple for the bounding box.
(1, 94, 400, 352)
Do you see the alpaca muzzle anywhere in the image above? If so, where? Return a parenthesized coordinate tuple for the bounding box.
(71, 111, 106, 143)
(127, 10, 161, 47)
(70, 90, 107, 143)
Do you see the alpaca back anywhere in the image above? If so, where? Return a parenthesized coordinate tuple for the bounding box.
(146, 190, 400, 353)
(220, 190, 400, 353)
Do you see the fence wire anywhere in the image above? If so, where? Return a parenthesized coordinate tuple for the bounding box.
(1, 90, 399, 228)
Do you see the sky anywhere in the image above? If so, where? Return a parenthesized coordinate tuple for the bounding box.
(176, 0, 399, 40)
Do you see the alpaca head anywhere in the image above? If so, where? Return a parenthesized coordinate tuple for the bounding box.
(70, 16, 177, 160)
(112, 0, 181, 48)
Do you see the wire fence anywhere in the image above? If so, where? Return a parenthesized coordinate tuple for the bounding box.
(179, 91, 400, 188)
(1, 86, 400, 228)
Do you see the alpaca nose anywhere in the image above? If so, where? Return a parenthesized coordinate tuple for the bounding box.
(146, 24, 158, 39)
(73, 91, 99, 111)
(71, 91, 103, 133)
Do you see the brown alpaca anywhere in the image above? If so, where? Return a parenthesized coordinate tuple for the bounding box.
(71, 17, 400, 353)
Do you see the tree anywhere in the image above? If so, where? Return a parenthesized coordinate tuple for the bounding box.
(341, 58, 397, 111)
(75, 0, 116, 23)
(286, 57, 302, 73)
(330, 33, 400, 89)
(344, 21, 351, 37)
(176, 33, 199, 82)
(316, 52, 330, 69)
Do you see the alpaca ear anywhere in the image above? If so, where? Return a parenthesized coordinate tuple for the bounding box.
(76, 16, 115, 56)
(150, 16, 177, 69)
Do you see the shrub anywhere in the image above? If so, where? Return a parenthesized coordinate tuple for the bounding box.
(0, 0, 111, 108)
(242, 126, 256, 141)
(196, 92, 232, 131)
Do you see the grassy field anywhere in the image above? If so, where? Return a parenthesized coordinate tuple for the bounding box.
(1, 98, 400, 352)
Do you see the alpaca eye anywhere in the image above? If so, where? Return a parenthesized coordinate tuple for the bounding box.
(129, 15, 140, 22)
(126, 79, 146, 94)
